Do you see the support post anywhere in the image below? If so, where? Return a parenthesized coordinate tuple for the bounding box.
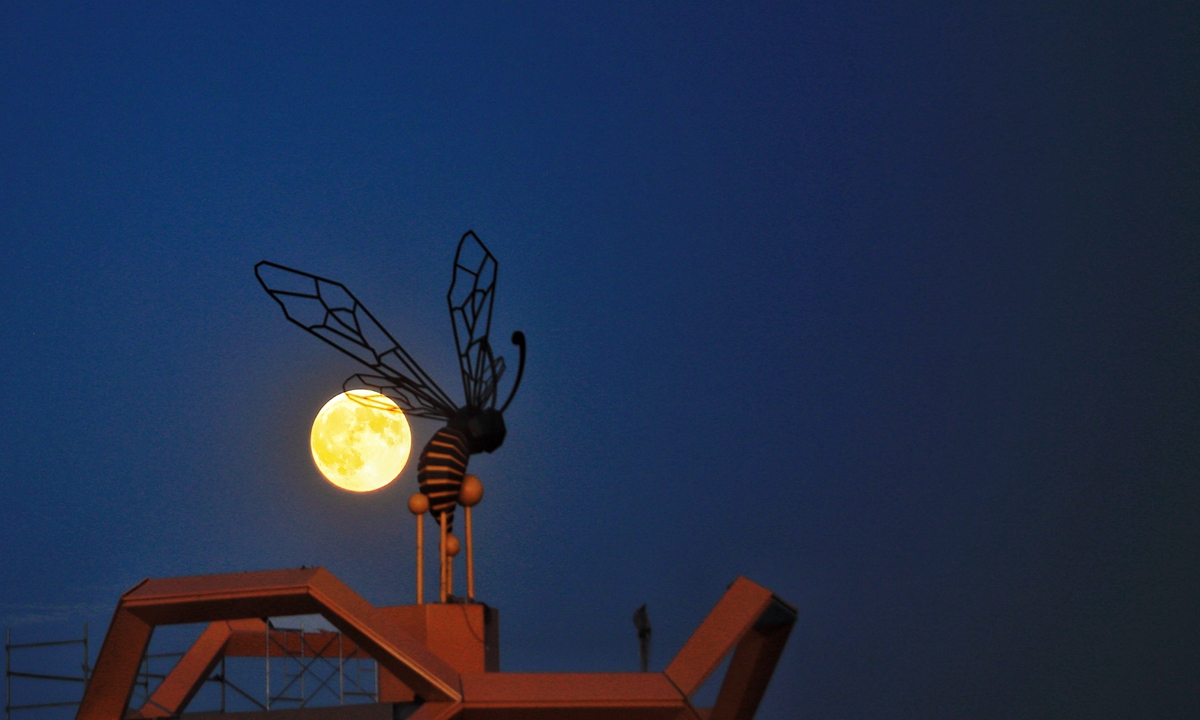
(408, 494, 430, 605)
(439, 514, 448, 604)
(416, 514, 424, 605)
(457, 475, 484, 604)
(465, 507, 475, 602)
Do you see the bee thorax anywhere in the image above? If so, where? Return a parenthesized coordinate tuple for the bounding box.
(450, 407, 507, 454)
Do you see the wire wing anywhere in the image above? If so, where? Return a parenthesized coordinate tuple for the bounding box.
(448, 231, 506, 409)
(256, 261, 458, 420)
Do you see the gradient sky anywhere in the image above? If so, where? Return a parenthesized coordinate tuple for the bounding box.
(2, 3, 1198, 718)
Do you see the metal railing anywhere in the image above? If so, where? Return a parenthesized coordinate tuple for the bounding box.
(5, 626, 90, 720)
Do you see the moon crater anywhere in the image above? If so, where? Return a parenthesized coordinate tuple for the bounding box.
(310, 390, 412, 493)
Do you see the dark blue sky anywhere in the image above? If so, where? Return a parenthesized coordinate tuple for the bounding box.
(2, 2, 1198, 718)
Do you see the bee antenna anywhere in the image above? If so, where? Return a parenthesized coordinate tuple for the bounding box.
(498, 331, 526, 413)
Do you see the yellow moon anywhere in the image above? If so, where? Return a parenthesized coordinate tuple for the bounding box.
(310, 390, 412, 492)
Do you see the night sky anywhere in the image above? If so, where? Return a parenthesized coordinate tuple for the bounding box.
(2, 3, 1198, 718)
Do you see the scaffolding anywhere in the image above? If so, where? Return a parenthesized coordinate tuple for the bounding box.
(6, 620, 381, 719)
(4, 626, 90, 720)
(263, 622, 377, 710)
(133, 620, 378, 715)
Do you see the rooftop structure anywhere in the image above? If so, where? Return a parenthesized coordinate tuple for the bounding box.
(75, 567, 793, 720)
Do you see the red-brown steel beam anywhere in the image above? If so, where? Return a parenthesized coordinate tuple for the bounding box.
(117, 568, 320, 624)
(707, 598, 796, 720)
(78, 568, 462, 720)
(664, 577, 777, 697)
(122, 567, 460, 701)
(77, 603, 154, 720)
(135, 620, 229, 719)
(79, 570, 792, 720)
(134, 619, 268, 719)
(459, 672, 698, 720)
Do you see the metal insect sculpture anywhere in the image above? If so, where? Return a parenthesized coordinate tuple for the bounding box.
(255, 231, 526, 534)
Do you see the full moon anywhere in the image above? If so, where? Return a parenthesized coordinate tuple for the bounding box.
(310, 390, 412, 492)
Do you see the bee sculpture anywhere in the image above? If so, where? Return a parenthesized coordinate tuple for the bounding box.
(255, 231, 526, 534)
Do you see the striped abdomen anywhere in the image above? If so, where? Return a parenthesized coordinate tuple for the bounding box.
(417, 426, 469, 532)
